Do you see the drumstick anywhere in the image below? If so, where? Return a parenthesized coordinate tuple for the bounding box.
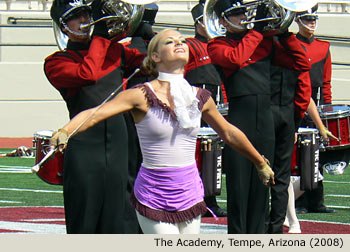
(31, 147, 56, 173)
(208, 139, 212, 152)
(203, 140, 208, 151)
(68, 68, 140, 139)
(31, 68, 140, 173)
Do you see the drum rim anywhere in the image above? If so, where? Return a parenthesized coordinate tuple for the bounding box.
(297, 127, 319, 134)
(33, 130, 54, 139)
(319, 104, 350, 118)
(198, 127, 218, 136)
(320, 143, 350, 151)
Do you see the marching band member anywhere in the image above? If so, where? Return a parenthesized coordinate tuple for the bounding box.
(185, 1, 227, 218)
(295, 5, 332, 106)
(44, 0, 145, 233)
(268, 52, 312, 234)
(125, 3, 158, 88)
(50, 29, 275, 234)
(294, 4, 336, 215)
(207, 0, 311, 233)
(185, 1, 223, 104)
(285, 99, 338, 233)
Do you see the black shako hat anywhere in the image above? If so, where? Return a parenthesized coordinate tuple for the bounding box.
(142, 3, 159, 25)
(50, 0, 91, 27)
(214, 0, 246, 18)
(191, 3, 204, 23)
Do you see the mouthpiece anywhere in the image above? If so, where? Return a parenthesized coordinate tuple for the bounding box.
(80, 23, 91, 32)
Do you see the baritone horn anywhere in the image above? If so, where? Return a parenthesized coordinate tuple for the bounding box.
(53, 0, 155, 50)
(203, 0, 319, 39)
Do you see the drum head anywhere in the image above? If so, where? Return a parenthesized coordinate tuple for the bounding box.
(217, 103, 228, 116)
(319, 104, 350, 119)
(298, 127, 318, 134)
(198, 127, 217, 137)
(34, 130, 54, 139)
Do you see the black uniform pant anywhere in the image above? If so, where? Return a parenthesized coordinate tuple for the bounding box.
(266, 104, 294, 233)
(123, 112, 143, 233)
(63, 119, 128, 234)
(224, 95, 274, 234)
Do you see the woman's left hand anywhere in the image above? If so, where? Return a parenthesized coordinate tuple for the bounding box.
(255, 156, 275, 187)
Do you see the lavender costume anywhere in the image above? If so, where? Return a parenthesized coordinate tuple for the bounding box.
(131, 83, 211, 223)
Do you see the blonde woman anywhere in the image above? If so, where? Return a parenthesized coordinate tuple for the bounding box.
(50, 29, 274, 234)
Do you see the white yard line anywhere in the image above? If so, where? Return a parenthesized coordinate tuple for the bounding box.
(0, 221, 66, 234)
(327, 205, 350, 209)
(0, 200, 22, 204)
(0, 165, 32, 173)
(299, 219, 350, 226)
(327, 194, 350, 198)
(323, 180, 350, 184)
(0, 165, 31, 168)
(0, 188, 62, 194)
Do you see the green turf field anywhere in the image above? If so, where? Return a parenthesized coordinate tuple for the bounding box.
(1, 148, 349, 224)
(0, 149, 63, 207)
(215, 163, 350, 224)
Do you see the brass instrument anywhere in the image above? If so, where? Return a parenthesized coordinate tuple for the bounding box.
(203, 0, 319, 39)
(53, 0, 155, 50)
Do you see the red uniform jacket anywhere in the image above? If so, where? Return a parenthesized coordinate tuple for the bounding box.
(208, 30, 310, 76)
(207, 29, 311, 100)
(270, 36, 312, 120)
(184, 34, 226, 102)
(294, 71, 312, 119)
(45, 36, 145, 101)
(43, 36, 145, 233)
(296, 33, 332, 104)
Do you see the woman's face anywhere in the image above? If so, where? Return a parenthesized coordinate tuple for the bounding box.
(152, 30, 189, 67)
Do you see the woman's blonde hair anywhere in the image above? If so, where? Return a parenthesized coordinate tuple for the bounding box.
(142, 29, 179, 77)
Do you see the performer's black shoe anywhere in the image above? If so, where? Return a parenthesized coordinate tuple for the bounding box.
(309, 206, 336, 213)
(295, 207, 308, 214)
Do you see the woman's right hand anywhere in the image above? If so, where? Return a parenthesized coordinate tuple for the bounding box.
(50, 128, 68, 152)
(255, 156, 275, 187)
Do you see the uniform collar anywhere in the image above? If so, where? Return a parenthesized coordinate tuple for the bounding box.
(67, 40, 91, 50)
(195, 33, 208, 43)
(296, 33, 315, 44)
(226, 31, 246, 40)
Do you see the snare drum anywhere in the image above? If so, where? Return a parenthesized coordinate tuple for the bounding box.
(195, 127, 223, 197)
(217, 103, 228, 118)
(33, 130, 64, 185)
(319, 104, 350, 150)
(291, 128, 320, 191)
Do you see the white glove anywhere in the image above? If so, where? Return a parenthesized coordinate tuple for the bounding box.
(50, 128, 68, 152)
(255, 156, 275, 187)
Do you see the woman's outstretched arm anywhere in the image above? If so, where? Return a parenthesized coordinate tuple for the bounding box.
(202, 98, 275, 186)
(50, 87, 147, 149)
